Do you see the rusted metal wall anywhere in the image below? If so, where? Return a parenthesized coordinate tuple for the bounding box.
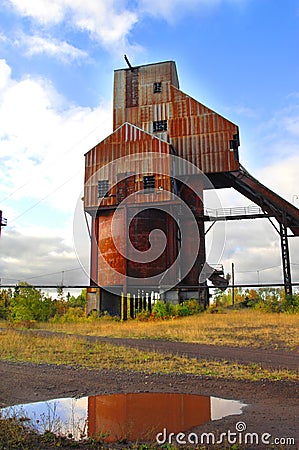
(84, 122, 173, 211)
(168, 86, 239, 173)
(97, 211, 126, 286)
(84, 121, 177, 288)
(92, 204, 178, 288)
(112, 61, 240, 174)
(84, 60, 239, 293)
(113, 61, 179, 131)
(127, 208, 178, 283)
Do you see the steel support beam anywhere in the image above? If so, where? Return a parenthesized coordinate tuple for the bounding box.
(279, 222, 293, 297)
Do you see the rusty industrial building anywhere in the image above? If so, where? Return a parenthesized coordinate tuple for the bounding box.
(84, 60, 299, 316)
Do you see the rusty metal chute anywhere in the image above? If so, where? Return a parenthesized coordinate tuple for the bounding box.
(207, 164, 299, 296)
(213, 165, 299, 236)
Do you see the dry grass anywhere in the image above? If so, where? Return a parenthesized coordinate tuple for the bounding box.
(0, 329, 297, 382)
(34, 310, 299, 351)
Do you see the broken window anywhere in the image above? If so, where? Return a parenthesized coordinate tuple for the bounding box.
(153, 120, 167, 132)
(97, 180, 109, 198)
(143, 175, 155, 192)
(153, 82, 162, 93)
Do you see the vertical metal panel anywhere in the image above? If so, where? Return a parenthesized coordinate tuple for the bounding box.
(85, 60, 242, 290)
(84, 123, 172, 210)
(126, 69, 139, 108)
(112, 62, 240, 174)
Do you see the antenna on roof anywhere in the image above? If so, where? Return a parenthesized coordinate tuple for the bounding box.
(124, 54, 134, 71)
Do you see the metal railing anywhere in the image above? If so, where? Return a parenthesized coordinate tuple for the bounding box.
(205, 205, 264, 218)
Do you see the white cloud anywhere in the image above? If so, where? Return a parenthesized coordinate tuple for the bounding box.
(254, 96, 299, 163)
(137, 0, 248, 23)
(7, 0, 139, 53)
(0, 228, 88, 286)
(0, 32, 8, 43)
(18, 34, 88, 62)
(5, 0, 250, 55)
(0, 59, 112, 219)
(282, 113, 299, 137)
(7, 0, 66, 24)
(138, 0, 220, 20)
(0, 59, 112, 286)
(0, 59, 11, 90)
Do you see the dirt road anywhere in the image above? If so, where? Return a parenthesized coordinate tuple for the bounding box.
(0, 336, 298, 449)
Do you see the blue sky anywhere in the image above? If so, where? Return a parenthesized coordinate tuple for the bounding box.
(0, 0, 299, 288)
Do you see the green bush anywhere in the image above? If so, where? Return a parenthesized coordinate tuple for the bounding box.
(152, 301, 169, 318)
(10, 283, 56, 322)
(57, 306, 85, 323)
(151, 299, 203, 319)
(253, 290, 299, 313)
(281, 294, 299, 313)
(175, 302, 190, 316)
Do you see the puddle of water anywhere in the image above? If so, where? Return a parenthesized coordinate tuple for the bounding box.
(0, 393, 247, 443)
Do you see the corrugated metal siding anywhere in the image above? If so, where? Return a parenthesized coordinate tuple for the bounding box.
(84, 123, 172, 210)
(85, 60, 241, 290)
(95, 201, 179, 288)
(112, 64, 240, 174)
(138, 61, 179, 90)
(98, 211, 125, 286)
(113, 61, 179, 130)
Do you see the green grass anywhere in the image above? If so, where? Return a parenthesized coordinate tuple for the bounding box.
(0, 329, 297, 382)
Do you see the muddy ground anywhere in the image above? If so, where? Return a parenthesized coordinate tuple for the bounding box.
(0, 336, 298, 449)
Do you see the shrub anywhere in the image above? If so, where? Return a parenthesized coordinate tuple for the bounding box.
(152, 301, 168, 318)
(10, 283, 56, 322)
(150, 299, 203, 319)
(280, 293, 299, 313)
(252, 289, 299, 313)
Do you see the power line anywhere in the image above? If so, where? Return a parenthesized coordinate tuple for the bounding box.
(10, 169, 81, 224)
(0, 268, 86, 286)
(0, 122, 105, 205)
(236, 265, 281, 274)
(24, 267, 83, 280)
(0, 283, 299, 289)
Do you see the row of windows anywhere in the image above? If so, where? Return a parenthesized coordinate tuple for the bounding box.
(98, 175, 156, 198)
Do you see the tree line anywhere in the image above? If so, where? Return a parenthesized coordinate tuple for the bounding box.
(0, 282, 86, 322)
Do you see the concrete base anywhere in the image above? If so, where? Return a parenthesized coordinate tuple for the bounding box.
(86, 285, 209, 316)
(86, 289, 100, 316)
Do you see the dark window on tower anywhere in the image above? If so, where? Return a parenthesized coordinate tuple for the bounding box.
(153, 82, 162, 93)
(98, 180, 109, 198)
(153, 120, 167, 132)
(143, 175, 155, 192)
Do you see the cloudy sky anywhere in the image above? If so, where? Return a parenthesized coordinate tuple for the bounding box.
(0, 0, 299, 290)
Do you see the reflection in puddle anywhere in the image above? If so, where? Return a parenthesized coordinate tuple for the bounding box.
(1, 393, 247, 442)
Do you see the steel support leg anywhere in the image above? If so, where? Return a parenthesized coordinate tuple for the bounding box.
(279, 222, 292, 297)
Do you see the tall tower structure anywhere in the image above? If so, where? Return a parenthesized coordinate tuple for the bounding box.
(84, 60, 299, 315)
